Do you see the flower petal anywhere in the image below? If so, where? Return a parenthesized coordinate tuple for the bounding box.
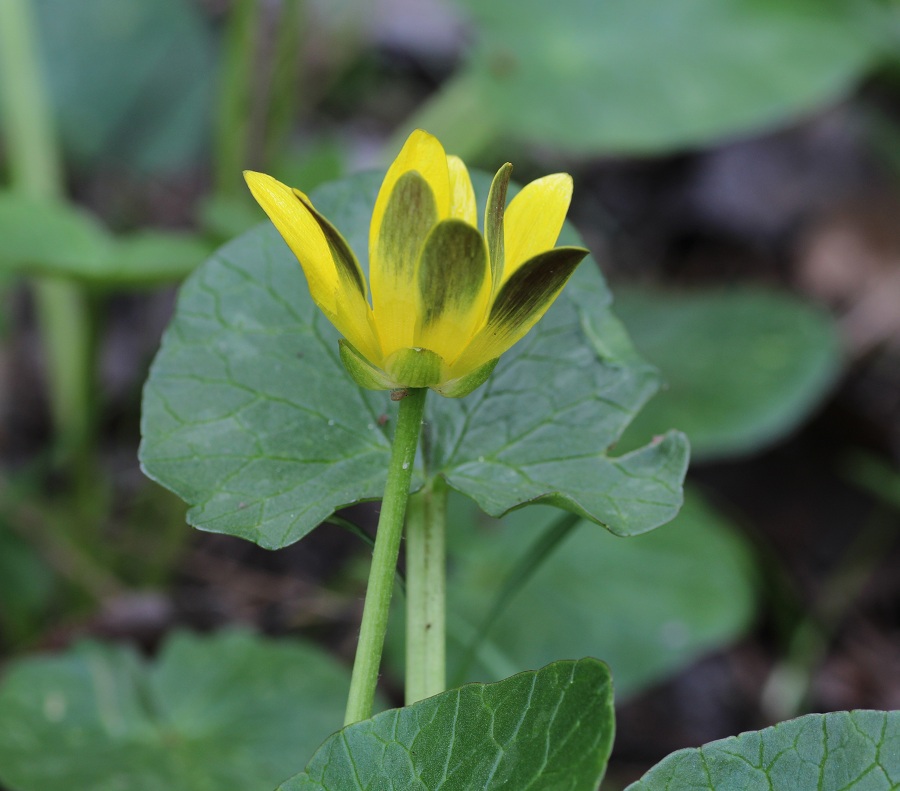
(447, 155, 477, 226)
(370, 130, 450, 254)
(244, 171, 339, 314)
(415, 219, 491, 363)
(502, 173, 573, 283)
(244, 171, 379, 360)
(485, 162, 513, 298)
(371, 171, 438, 354)
(451, 246, 589, 374)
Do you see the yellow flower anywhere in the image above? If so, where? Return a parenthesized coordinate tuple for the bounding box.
(244, 130, 588, 398)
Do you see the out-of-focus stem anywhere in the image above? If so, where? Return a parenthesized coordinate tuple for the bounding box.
(0, 0, 94, 464)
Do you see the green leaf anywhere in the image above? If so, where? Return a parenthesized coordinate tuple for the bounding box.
(388, 488, 756, 698)
(0, 523, 55, 644)
(278, 658, 614, 791)
(625, 710, 900, 790)
(614, 287, 842, 461)
(27, 0, 216, 172)
(0, 192, 212, 286)
(0, 630, 357, 791)
(140, 170, 689, 549)
(413, 0, 885, 155)
(0, 192, 113, 273)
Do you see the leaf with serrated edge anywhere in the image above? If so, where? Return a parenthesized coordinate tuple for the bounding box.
(278, 658, 614, 791)
(625, 710, 900, 791)
(140, 171, 689, 549)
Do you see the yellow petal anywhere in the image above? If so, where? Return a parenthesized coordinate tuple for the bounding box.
(244, 171, 380, 361)
(370, 130, 450, 256)
(484, 162, 513, 298)
(502, 173, 573, 284)
(447, 155, 477, 226)
(371, 171, 438, 354)
(245, 171, 339, 315)
(415, 219, 491, 363)
(451, 246, 588, 374)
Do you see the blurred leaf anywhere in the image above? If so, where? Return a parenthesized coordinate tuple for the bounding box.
(140, 171, 688, 550)
(197, 194, 263, 241)
(0, 524, 55, 644)
(614, 287, 842, 461)
(388, 487, 756, 698)
(625, 709, 900, 790)
(0, 192, 112, 271)
(413, 0, 886, 156)
(278, 658, 613, 791)
(29, 0, 216, 172)
(0, 631, 355, 791)
(0, 192, 211, 285)
(107, 232, 214, 287)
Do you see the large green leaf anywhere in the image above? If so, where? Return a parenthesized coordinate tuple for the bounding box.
(0, 192, 212, 286)
(0, 631, 354, 791)
(278, 658, 614, 791)
(625, 710, 900, 790)
(411, 0, 885, 156)
(614, 287, 842, 461)
(139, 171, 689, 549)
(27, 0, 216, 172)
(388, 488, 756, 698)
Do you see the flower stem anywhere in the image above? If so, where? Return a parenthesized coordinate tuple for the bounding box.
(405, 474, 447, 704)
(0, 0, 94, 465)
(344, 387, 427, 726)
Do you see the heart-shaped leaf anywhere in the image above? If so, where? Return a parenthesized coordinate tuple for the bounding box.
(625, 710, 900, 790)
(0, 631, 356, 791)
(140, 171, 688, 549)
(278, 658, 614, 791)
(614, 287, 842, 461)
(412, 0, 885, 155)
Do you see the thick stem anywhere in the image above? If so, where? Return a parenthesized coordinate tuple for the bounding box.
(0, 0, 93, 463)
(344, 388, 427, 725)
(405, 475, 447, 704)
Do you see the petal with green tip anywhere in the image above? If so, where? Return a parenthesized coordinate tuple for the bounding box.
(371, 171, 438, 354)
(452, 246, 589, 373)
(416, 219, 490, 362)
(485, 162, 513, 297)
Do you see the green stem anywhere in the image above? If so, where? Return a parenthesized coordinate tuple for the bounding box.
(344, 388, 427, 726)
(0, 0, 93, 464)
(405, 475, 447, 704)
(213, 0, 262, 197)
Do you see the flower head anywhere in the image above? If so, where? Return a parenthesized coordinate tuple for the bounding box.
(244, 130, 588, 398)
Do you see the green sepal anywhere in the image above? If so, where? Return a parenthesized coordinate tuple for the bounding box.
(383, 347, 444, 388)
(434, 357, 499, 398)
(338, 339, 393, 391)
